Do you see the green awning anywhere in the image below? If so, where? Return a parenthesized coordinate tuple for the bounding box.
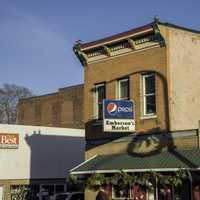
(70, 149, 200, 174)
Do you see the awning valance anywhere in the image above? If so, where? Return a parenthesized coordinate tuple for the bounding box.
(70, 149, 200, 175)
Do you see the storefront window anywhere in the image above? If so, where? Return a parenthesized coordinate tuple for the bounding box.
(192, 181, 200, 200)
(132, 185, 146, 200)
(147, 182, 156, 200)
(158, 185, 173, 200)
(112, 185, 131, 199)
(174, 180, 191, 200)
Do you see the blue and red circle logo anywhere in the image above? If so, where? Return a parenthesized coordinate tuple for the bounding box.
(107, 103, 118, 115)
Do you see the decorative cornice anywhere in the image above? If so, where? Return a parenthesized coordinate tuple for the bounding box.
(80, 24, 154, 51)
(103, 45, 111, 57)
(73, 17, 200, 67)
(73, 41, 88, 66)
(73, 18, 169, 66)
(152, 18, 166, 47)
(127, 38, 136, 50)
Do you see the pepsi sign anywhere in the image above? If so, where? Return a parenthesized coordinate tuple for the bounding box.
(103, 99, 135, 132)
(104, 99, 134, 119)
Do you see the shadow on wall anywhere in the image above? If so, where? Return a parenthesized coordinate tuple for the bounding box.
(25, 132, 85, 180)
(85, 119, 131, 150)
(127, 128, 198, 168)
(85, 69, 170, 150)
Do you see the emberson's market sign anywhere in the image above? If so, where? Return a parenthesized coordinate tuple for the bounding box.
(0, 133, 19, 149)
(103, 99, 135, 132)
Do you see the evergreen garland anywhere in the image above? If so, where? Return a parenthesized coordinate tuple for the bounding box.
(84, 169, 192, 189)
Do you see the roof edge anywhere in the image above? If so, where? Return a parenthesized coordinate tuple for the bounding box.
(19, 83, 84, 102)
(71, 167, 200, 175)
(158, 22, 200, 34)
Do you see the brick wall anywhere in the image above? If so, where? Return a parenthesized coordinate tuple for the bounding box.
(84, 46, 168, 141)
(17, 84, 84, 129)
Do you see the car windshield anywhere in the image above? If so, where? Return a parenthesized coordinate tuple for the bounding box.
(56, 194, 69, 200)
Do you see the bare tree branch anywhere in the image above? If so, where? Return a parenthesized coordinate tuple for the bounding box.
(0, 84, 32, 124)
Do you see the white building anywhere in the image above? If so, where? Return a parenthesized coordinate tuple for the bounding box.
(0, 124, 85, 200)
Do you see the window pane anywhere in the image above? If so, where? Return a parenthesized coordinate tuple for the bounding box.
(120, 80, 129, 100)
(146, 95, 156, 114)
(158, 185, 173, 200)
(131, 185, 146, 200)
(98, 103, 103, 119)
(148, 182, 156, 200)
(97, 85, 105, 102)
(174, 181, 191, 200)
(95, 84, 105, 119)
(145, 75, 155, 95)
(113, 185, 130, 198)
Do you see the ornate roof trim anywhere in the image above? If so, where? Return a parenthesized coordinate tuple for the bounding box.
(80, 23, 154, 51)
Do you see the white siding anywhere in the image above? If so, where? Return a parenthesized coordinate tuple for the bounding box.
(168, 28, 200, 131)
(0, 124, 85, 180)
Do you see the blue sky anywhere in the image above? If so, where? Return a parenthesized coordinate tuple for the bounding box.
(0, 0, 199, 95)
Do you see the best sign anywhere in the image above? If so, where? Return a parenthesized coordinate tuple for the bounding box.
(0, 133, 19, 149)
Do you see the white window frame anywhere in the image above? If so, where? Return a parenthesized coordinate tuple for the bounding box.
(93, 83, 105, 120)
(118, 78, 129, 100)
(141, 73, 156, 117)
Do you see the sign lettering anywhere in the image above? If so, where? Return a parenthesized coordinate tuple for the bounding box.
(103, 100, 135, 132)
(0, 133, 19, 149)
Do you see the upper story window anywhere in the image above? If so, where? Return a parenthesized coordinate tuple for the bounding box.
(118, 78, 129, 100)
(94, 83, 106, 120)
(142, 73, 156, 116)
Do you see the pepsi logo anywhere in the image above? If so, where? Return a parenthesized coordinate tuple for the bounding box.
(107, 103, 118, 115)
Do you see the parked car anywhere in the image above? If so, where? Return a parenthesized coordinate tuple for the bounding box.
(50, 192, 84, 200)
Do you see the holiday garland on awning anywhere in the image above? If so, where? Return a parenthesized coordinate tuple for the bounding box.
(72, 169, 192, 189)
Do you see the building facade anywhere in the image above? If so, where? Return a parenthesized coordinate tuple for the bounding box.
(17, 84, 84, 129)
(71, 18, 200, 200)
(0, 124, 85, 200)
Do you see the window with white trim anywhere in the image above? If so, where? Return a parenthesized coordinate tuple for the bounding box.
(118, 78, 129, 100)
(142, 73, 156, 116)
(94, 83, 106, 119)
